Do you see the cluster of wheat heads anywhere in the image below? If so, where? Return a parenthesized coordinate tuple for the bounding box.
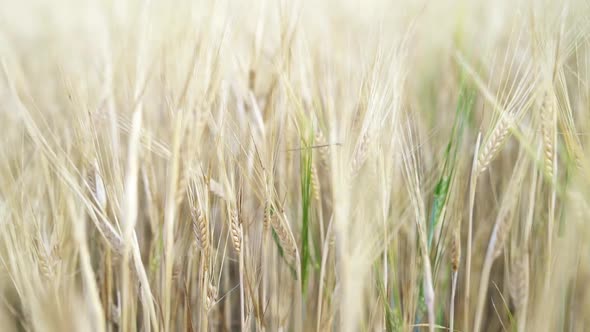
(1, 0, 590, 331)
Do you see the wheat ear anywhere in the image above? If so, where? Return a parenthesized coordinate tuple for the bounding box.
(350, 131, 370, 178)
(315, 129, 330, 170)
(540, 90, 556, 179)
(477, 113, 513, 174)
(229, 207, 242, 253)
(510, 250, 529, 332)
(311, 164, 321, 203)
(270, 211, 297, 262)
(86, 161, 125, 254)
(191, 207, 210, 268)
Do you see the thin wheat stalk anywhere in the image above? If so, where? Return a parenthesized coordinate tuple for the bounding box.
(162, 111, 184, 332)
(400, 124, 435, 332)
(449, 229, 461, 332)
(278, 209, 303, 332)
(541, 87, 558, 294)
(66, 201, 106, 332)
(473, 213, 514, 332)
(465, 132, 482, 331)
(316, 216, 333, 332)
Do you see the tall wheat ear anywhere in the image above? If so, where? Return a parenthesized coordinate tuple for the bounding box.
(510, 249, 529, 332)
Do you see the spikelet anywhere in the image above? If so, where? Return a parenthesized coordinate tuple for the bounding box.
(85, 159, 124, 253)
(35, 240, 54, 280)
(350, 131, 370, 177)
(206, 281, 218, 311)
(87, 159, 107, 211)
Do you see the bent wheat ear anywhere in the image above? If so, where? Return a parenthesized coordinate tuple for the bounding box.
(510, 251, 529, 318)
(271, 211, 297, 263)
(477, 113, 513, 174)
(191, 207, 210, 263)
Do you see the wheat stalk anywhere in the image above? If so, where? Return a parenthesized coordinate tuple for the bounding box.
(449, 228, 461, 332)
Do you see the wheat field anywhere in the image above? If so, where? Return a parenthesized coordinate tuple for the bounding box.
(0, 0, 589, 331)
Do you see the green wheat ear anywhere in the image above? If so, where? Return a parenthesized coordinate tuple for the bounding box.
(271, 227, 297, 278)
(375, 263, 402, 332)
(300, 119, 314, 293)
(428, 77, 475, 257)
